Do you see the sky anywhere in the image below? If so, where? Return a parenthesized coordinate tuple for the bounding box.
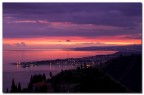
(3, 3, 142, 50)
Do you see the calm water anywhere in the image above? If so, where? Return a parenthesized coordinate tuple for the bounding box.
(3, 49, 117, 92)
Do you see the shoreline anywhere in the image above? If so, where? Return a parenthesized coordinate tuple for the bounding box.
(11, 50, 141, 69)
(11, 51, 118, 68)
(4, 51, 142, 93)
(6, 53, 142, 93)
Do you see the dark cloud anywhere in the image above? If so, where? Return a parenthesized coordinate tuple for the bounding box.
(14, 42, 27, 47)
(3, 3, 142, 16)
(3, 20, 141, 38)
(3, 3, 142, 39)
(3, 3, 142, 27)
(66, 40, 71, 42)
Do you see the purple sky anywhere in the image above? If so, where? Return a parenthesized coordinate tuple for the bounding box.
(3, 3, 142, 49)
(3, 3, 142, 38)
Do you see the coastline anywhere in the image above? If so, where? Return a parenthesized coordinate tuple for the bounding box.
(5, 52, 142, 93)
(10, 50, 141, 69)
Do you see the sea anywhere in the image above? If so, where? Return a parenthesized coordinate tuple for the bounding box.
(3, 49, 117, 92)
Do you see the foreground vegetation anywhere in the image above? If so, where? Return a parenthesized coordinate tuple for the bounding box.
(6, 53, 142, 93)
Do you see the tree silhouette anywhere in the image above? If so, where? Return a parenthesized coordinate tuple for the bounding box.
(50, 72, 52, 78)
(18, 82, 22, 92)
(80, 64, 83, 69)
(35, 87, 39, 92)
(10, 78, 17, 92)
(28, 75, 33, 92)
(42, 74, 46, 81)
(6, 88, 9, 93)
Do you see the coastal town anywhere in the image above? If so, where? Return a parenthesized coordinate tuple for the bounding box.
(8, 51, 142, 93)
(12, 51, 139, 69)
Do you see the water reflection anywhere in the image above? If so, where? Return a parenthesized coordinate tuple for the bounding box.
(3, 50, 117, 72)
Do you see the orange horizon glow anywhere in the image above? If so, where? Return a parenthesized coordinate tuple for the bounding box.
(3, 36, 141, 47)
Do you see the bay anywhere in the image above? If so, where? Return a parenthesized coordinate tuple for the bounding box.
(3, 49, 117, 92)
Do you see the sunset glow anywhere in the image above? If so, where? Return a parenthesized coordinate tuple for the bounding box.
(3, 3, 142, 50)
(3, 3, 142, 93)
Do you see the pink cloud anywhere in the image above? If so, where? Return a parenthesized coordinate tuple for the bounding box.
(15, 20, 37, 23)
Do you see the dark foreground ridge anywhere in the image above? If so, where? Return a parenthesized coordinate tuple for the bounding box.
(6, 53, 142, 93)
